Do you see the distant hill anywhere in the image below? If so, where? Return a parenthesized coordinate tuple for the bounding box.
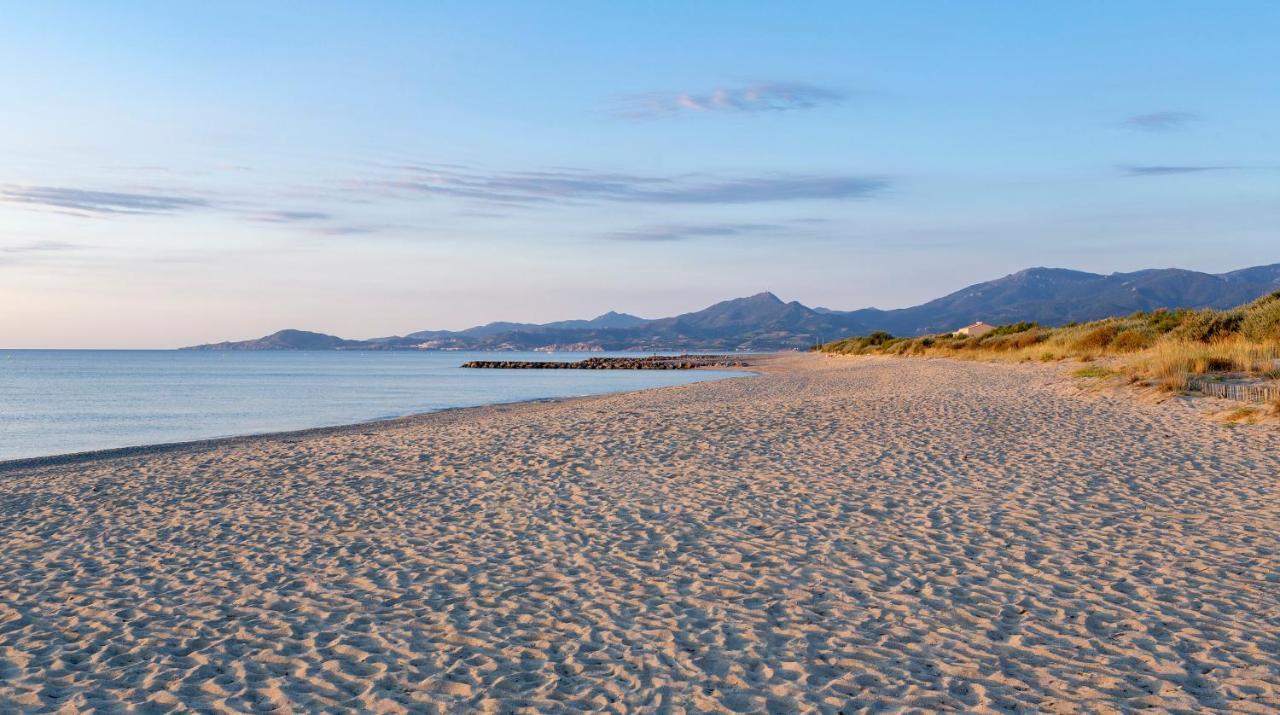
(824, 264, 1280, 335)
(187, 329, 359, 351)
(183, 261, 1280, 351)
(408, 311, 648, 340)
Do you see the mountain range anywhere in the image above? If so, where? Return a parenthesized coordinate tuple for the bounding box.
(184, 262, 1280, 352)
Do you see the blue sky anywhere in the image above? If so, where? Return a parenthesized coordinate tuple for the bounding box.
(1, 1, 1277, 347)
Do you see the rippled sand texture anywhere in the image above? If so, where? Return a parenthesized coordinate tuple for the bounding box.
(2, 354, 1278, 713)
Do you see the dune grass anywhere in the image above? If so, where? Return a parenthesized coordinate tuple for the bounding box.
(819, 291, 1280, 393)
(1071, 365, 1113, 379)
(1221, 406, 1262, 423)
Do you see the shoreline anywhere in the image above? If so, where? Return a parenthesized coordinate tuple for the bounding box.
(0, 362, 764, 476)
(2, 353, 1277, 711)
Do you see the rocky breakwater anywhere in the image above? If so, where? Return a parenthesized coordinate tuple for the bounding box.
(462, 355, 751, 370)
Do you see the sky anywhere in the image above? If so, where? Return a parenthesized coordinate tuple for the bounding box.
(1, 1, 1277, 348)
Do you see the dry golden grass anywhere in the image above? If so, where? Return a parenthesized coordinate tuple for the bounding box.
(820, 292, 1280, 394)
(1211, 402, 1280, 424)
(1218, 406, 1259, 422)
(1136, 339, 1279, 391)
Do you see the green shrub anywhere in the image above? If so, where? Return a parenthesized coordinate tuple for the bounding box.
(987, 321, 1038, 337)
(1174, 310, 1243, 342)
(1011, 330, 1048, 349)
(1143, 308, 1193, 334)
(1072, 324, 1119, 351)
(863, 330, 896, 346)
(820, 330, 904, 354)
(1240, 293, 1280, 342)
(1111, 328, 1154, 352)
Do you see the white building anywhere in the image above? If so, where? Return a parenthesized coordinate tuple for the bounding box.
(956, 321, 996, 337)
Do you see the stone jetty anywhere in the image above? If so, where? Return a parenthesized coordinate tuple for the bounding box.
(461, 355, 751, 370)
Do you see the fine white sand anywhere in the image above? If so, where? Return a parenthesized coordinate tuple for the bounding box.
(1, 354, 1278, 713)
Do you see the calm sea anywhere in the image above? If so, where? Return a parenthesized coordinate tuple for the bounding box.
(0, 350, 744, 461)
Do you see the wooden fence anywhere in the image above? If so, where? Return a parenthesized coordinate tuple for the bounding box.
(1187, 377, 1280, 405)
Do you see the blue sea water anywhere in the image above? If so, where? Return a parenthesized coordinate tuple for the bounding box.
(0, 350, 745, 461)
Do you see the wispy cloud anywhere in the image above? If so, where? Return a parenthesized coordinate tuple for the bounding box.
(615, 82, 846, 119)
(313, 224, 383, 236)
(252, 210, 333, 223)
(1122, 111, 1201, 132)
(250, 209, 396, 236)
(606, 223, 780, 242)
(1, 240, 83, 254)
(246, 209, 406, 237)
(1121, 164, 1235, 176)
(384, 164, 886, 206)
(0, 239, 86, 268)
(645, 176, 885, 204)
(0, 186, 212, 215)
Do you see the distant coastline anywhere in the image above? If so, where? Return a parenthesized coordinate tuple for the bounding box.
(182, 261, 1280, 353)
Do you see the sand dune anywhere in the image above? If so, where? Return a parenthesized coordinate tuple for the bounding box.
(1, 354, 1278, 713)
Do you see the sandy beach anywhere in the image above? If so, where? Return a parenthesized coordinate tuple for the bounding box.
(1, 353, 1278, 713)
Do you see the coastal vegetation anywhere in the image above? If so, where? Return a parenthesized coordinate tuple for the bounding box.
(819, 291, 1280, 404)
